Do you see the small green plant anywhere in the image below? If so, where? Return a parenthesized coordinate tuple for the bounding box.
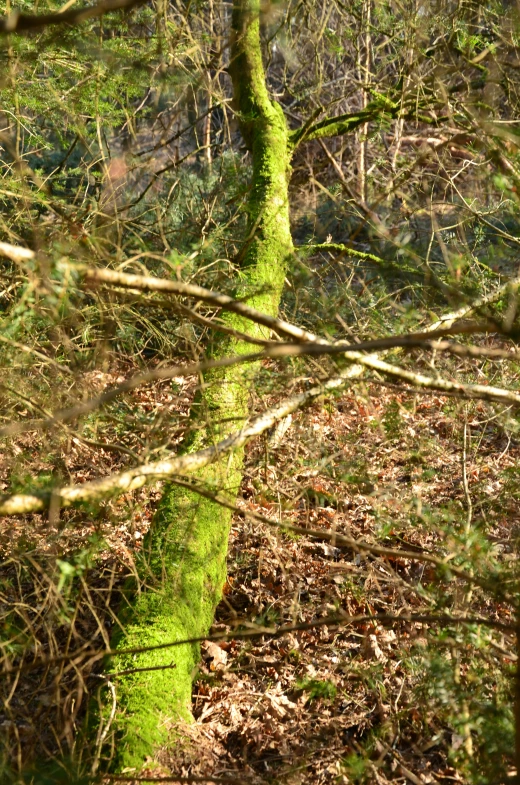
(341, 750, 371, 784)
(296, 677, 337, 702)
(382, 399, 402, 440)
(414, 627, 514, 785)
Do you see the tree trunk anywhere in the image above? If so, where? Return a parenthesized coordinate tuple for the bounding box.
(107, 0, 293, 770)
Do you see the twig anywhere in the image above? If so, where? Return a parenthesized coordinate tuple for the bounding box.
(462, 417, 473, 534)
(166, 476, 497, 594)
(2, 610, 513, 677)
(104, 776, 254, 783)
(0, 334, 73, 375)
(0, 0, 145, 34)
(91, 677, 117, 776)
(4, 339, 520, 514)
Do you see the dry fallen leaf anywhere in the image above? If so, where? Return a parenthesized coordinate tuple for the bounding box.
(203, 641, 228, 670)
(363, 632, 387, 662)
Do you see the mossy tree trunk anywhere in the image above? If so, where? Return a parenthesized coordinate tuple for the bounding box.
(109, 0, 294, 770)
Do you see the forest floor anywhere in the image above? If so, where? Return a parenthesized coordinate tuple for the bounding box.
(0, 351, 518, 784)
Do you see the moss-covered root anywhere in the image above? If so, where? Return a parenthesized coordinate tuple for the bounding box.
(107, 0, 294, 771)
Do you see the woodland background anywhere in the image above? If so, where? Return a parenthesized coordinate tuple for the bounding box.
(1, 0, 520, 783)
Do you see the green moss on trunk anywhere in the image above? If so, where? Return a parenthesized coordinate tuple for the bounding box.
(108, 0, 294, 770)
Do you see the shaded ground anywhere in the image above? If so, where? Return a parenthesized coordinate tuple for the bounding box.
(0, 352, 518, 783)
(167, 379, 517, 784)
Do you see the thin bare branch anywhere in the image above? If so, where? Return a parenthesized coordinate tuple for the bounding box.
(0, 240, 35, 262)
(80, 264, 321, 343)
(0, 0, 144, 34)
(0, 321, 500, 439)
(167, 476, 501, 595)
(0, 365, 364, 515)
(3, 333, 520, 515)
(3, 610, 512, 678)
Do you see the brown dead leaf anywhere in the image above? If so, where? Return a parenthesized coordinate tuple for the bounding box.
(203, 641, 229, 670)
(363, 632, 387, 662)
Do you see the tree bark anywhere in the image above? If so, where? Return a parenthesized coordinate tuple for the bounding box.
(107, 0, 293, 770)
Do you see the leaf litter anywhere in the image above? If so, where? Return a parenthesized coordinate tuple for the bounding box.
(0, 354, 518, 783)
